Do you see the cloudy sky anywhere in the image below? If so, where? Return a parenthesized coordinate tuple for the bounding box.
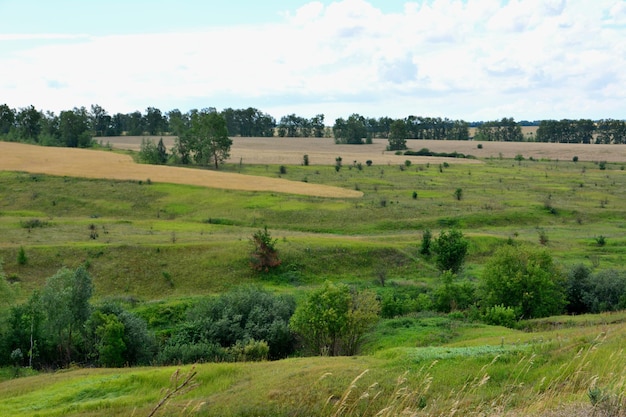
(1, 0, 625, 122)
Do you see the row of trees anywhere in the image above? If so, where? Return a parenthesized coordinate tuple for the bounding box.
(536, 119, 626, 144)
(3, 102, 626, 148)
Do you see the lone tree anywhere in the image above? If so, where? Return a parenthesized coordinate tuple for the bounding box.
(433, 229, 469, 273)
(250, 227, 281, 272)
(176, 110, 231, 169)
(387, 119, 408, 151)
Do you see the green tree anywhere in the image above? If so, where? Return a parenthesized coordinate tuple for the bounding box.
(185, 110, 232, 169)
(15, 105, 42, 142)
(250, 226, 281, 272)
(41, 266, 93, 366)
(290, 282, 380, 356)
(59, 107, 92, 147)
(139, 138, 168, 164)
(387, 119, 407, 150)
(333, 114, 368, 144)
(420, 229, 432, 255)
(433, 229, 469, 273)
(89, 311, 126, 367)
(0, 103, 16, 135)
(480, 245, 565, 319)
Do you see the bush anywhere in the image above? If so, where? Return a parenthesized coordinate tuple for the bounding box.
(480, 245, 566, 319)
(482, 305, 517, 328)
(174, 287, 296, 361)
(303, 154, 309, 166)
(290, 282, 380, 356)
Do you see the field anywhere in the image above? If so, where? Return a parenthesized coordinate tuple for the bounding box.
(102, 134, 626, 163)
(1, 137, 626, 416)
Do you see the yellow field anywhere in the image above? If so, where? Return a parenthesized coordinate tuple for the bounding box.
(102, 135, 626, 163)
(4, 136, 626, 199)
(0, 142, 362, 198)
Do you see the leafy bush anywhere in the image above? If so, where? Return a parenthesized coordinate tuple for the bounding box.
(480, 245, 565, 319)
(290, 282, 380, 356)
(167, 287, 296, 361)
(482, 305, 517, 328)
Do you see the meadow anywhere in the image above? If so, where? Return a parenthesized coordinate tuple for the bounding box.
(1, 138, 626, 416)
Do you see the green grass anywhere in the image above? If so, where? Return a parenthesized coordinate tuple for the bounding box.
(2, 154, 626, 415)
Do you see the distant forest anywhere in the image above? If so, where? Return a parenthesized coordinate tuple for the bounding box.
(1, 103, 625, 147)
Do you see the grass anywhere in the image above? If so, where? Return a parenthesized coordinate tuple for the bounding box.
(2, 144, 626, 415)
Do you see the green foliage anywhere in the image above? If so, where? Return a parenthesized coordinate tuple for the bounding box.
(387, 119, 407, 151)
(162, 287, 296, 363)
(420, 229, 432, 256)
(582, 269, 626, 313)
(480, 245, 566, 319)
(41, 266, 94, 366)
(250, 226, 281, 272)
(454, 188, 463, 201)
(289, 282, 380, 356)
(433, 229, 469, 273)
(17, 246, 27, 266)
(333, 114, 368, 144)
(175, 110, 232, 169)
(303, 154, 309, 166)
(432, 271, 475, 313)
(91, 311, 126, 367)
(482, 304, 517, 328)
(138, 138, 168, 164)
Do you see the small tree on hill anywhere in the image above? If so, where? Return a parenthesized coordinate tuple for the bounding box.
(433, 229, 469, 274)
(250, 227, 281, 272)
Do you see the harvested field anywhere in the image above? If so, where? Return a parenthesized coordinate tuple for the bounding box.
(101, 135, 626, 164)
(0, 142, 362, 198)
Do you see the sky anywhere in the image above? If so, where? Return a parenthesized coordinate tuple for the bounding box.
(1, 0, 626, 123)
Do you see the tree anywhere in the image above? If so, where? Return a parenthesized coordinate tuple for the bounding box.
(15, 105, 42, 141)
(333, 114, 368, 144)
(41, 266, 93, 366)
(433, 229, 469, 273)
(289, 282, 380, 356)
(0, 104, 16, 135)
(250, 226, 281, 272)
(59, 107, 92, 147)
(186, 110, 232, 169)
(480, 244, 565, 319)
(89, 104, 112, 137)
(387, 119, 407, 151)
(145, 107, 166, 135)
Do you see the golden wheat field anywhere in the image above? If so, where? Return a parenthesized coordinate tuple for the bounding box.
(0, 142, 361, 198)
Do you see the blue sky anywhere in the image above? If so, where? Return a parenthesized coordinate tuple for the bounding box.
(1, 0, 626, 122)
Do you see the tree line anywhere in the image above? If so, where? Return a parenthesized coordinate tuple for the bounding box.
(2, 103, 626, 146)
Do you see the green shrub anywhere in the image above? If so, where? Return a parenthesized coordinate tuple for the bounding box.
(482, 305, 517, 328)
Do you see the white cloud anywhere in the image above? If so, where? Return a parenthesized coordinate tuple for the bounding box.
(1, 0, 625, 121)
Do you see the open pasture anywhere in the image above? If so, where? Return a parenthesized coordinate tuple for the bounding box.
(2, 138, 626, 416)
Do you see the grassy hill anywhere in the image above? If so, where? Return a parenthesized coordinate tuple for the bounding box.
(1, 145, 626, 416)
